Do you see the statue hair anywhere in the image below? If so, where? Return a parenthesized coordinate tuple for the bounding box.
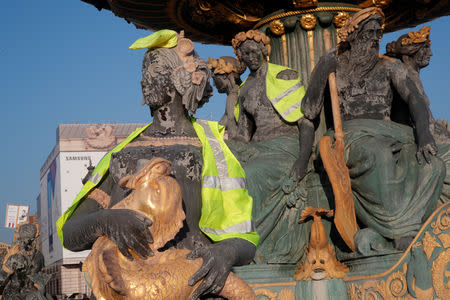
(141, 47, 208, 115)
(337, 14, 383, 54)
(385, 34, 427, 59)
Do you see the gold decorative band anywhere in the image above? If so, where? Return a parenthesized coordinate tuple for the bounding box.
(253, 6, 362, 29)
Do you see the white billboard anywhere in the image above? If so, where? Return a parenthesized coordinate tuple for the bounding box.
(5, 204, 29, 228)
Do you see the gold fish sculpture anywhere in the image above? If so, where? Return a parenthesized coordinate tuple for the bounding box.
(84, 157, 256, 299)
(295, 207, 349, 281)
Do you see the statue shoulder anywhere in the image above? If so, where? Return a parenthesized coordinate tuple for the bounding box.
(379, 54, 405, 70)
(276, 69, 299, 80)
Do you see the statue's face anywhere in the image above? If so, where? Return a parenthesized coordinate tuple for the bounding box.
(191, 57, 213, 109)
(414, 43, 432, 69)
(353, 19, 382, 55)
(19, 236, 35, 252)
(237, 40, 265, 72)
(212, 73, 228, 93)
(141, 50, 177, 108)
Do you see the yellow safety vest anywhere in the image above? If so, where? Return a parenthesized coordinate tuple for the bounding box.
(56, 120, 258, 247)
(192, 119, 258, 245)
(235, 63, 305, 123)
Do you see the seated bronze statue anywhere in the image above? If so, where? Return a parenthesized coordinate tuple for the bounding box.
(224, 30, 320, 264)
(299, 7, 450, 252)
(58, 30, 257, 300)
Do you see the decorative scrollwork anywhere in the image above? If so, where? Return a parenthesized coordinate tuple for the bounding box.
(431, 207, 450, 235)
(432, 247, 450, 299)
(254, 288, 277, 299)
(348, 265, 409, 299)
(278, 288, 295, 300)
(347, 204, 450, 300)
(423, 231, 441, 260)
(386, 271, 407, 297)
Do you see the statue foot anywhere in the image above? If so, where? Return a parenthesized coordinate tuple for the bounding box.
(354, 228, 392, 256)
(394, 236, 414, 251)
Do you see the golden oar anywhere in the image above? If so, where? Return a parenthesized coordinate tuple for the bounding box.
(318, 71, 358, 252)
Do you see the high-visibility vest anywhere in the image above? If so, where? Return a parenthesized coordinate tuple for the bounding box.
(56, 120, 258, 247)
(192, 119, 259, 246)
(235, 63, 305, 123)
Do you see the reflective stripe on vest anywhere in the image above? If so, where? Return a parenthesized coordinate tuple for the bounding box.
(193, 119, 259, 246)
(56, 123, 151, 246)
(235, 63, 305, 123)
(266, 63, 305, 122)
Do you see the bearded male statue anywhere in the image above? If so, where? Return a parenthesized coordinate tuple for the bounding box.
(298, 7, 450, 252)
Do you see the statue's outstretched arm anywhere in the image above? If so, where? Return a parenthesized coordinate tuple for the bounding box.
(187, 238, 256, 300)
(292, 51, 337, 181)
(391, 61, 437, 163)
(62, 175, 154, 260)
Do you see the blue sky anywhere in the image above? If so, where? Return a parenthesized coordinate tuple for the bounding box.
(1, 1, 449, 243)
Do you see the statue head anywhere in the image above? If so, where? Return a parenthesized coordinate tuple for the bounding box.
(232, 30, 271, 71)
(207, 56, 245, 93)
(137, 31, 212, 116)
(17, 223, 38, 252)
(386, 26, 432, 70)
(337, 7, 384, 73)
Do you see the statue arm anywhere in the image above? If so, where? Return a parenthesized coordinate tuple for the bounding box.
(391, 61, 437, 163)
(292, 51, 337, 181)
(225, 92, 238, 123)
(62, 175, 154, 259)
(235, 96, 254, 142)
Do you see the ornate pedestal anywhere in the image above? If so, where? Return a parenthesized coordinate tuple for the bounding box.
(233, 202, 450, 299)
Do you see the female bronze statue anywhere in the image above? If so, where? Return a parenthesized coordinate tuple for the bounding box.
(60, 31, 255, 299)
(226, 30, 319, 264)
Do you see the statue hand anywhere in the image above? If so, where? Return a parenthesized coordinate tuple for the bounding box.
(186, 238, 255, 299)
(97, 209, 154, 260)
(416, 142, 437, 164)
(186, 242, 235, 299)
(290, 158, 307, 183)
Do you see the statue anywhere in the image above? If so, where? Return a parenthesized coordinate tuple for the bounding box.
(84, 157, 256, 299)
(0, 223, 51, 300)
(299, 7, 450, 251)
(207, 56, 246, 139)
(225, 30, 321, 264)
(59, 30, 256, 300)
(385, 26, 450, 145)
